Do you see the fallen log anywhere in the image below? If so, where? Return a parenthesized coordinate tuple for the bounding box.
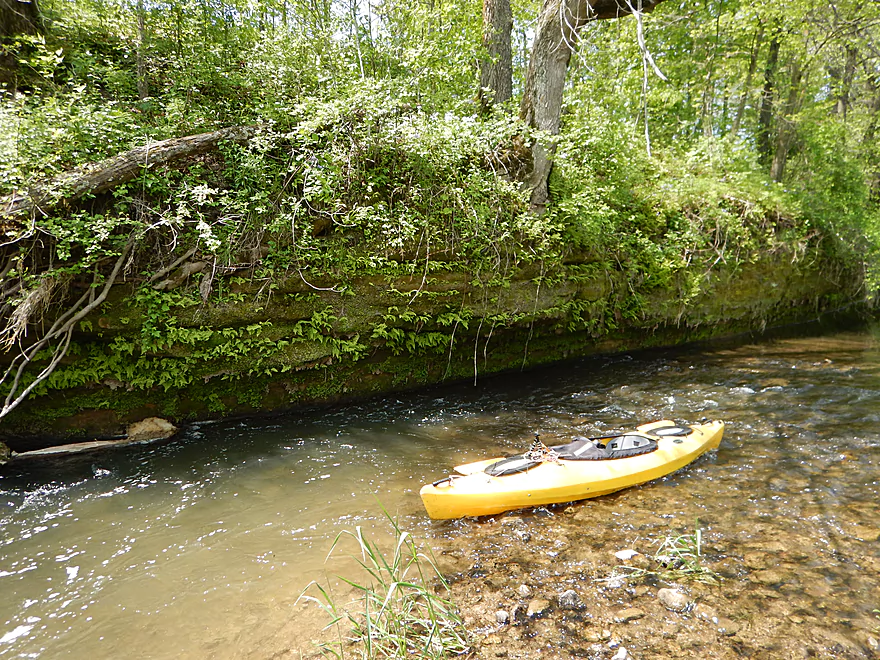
(0, 125, 256, 241)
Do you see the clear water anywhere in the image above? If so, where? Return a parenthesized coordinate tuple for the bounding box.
(1, 328, 879, 658)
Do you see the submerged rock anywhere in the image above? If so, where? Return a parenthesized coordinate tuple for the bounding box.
(611, 647, 631, 660)
(614, 608, 646, 623)
(715, 617, 741, 636)
(126, 417, 178, 443)
(694, 603, 718, 622)
(0, 441, 10, 464)
(510, 603, 528, 624)
(527, 598, 551, 618)
(657, 588, 690, 612)
(751, 569, 787, 586)
(557, 589, 584, 610)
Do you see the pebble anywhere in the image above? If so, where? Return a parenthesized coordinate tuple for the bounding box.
(557, 589, 584, 610)
(582, 628, 611, 643)
(867, 636, 879, 651)
(853, 526, 880, 542)
(742, 551, 769, 569)
(510, 603, 528, 623)
(495, 609, 509, 625)
(657, 588, 691, 612)
(715, 617, 741, 636)
(517, 584, 532, 598)
(694, 603, 718, 622)
(615, 549, 639, 560)
(611, 647, 630, 660)
(614, 607, 646, 623)
(513, 529, 531, 543)
(751, 569, 787, 585)
(526, 598, 551, 618)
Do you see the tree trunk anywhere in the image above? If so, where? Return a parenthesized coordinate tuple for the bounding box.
(0, 0, 40, 39)
(136, 0, 150, 100)
(478, 0, 513, 111)
(518, 0, 665, 213)
(0, 0, 43, 86)
(770, 59, 803, 183)
(833, 46, 857, 119)
(864, 82, 880, 200)
(757, 36, 779, 169)
(0, 126, 255, 240)
(729, 23, 763, 138)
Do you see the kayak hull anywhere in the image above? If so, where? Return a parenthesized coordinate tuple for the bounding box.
(419, 420, 724, 520)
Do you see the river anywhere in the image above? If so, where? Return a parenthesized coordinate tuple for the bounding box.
(1, 327, 879, 658)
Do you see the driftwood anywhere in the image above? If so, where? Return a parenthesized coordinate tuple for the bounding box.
(0, 125, 255, 240)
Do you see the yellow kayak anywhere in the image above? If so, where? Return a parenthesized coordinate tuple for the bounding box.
(420, 420, 724, 520)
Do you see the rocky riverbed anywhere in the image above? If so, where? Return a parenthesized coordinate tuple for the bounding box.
(432, 490, 880, 659)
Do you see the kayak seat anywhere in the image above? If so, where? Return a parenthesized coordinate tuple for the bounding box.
(484, 455, 543, 477)
(652, 424, 693, 437)
(552, 434, 658, 460)
(484, 431, 666, 477)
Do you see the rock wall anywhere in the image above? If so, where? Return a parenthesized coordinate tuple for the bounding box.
(0, 244, 866, 452)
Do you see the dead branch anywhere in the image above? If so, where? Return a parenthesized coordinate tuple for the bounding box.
(0, 126, 256, 240)
(148, 246, 198, 283)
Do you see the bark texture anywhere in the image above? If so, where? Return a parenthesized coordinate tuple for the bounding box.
(519, 0, 665, 213)
(0, 0, 40, 40)
(0, 126, 255, 240)
(478, 0, 513, 110)
(757, 36, 780, 168)
(729, 24, 763, 138)
(770, 59, 803, 183)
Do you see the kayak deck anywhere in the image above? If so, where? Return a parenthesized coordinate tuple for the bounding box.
(420, 420, 724, 520)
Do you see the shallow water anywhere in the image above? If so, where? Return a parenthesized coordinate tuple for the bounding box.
(1, 328, 879, 658)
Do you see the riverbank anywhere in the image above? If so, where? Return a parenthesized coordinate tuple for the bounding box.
(1, 103, 876, 452)
(0, 232, 868, 452)
(2, 329, 879, 659)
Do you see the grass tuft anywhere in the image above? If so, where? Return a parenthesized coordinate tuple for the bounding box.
(597, 524, 721, 587)
(298, 511, 472, 659)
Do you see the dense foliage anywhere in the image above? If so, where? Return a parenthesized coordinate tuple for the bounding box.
(0, 0, 878, 422)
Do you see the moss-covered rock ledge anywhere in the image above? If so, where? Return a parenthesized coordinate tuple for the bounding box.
(0, 236, 865, 453)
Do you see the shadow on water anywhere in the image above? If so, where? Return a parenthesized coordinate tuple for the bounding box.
(2, 326, 880, 658)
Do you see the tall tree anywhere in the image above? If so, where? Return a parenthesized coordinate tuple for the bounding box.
(136, 0, 150, 99)
(757, 34, 779, 169)
(729, 22, 763, 138)
(769, 57, 802, 182)
(478, 0, 513, 111)
(518, 0, 665, 213)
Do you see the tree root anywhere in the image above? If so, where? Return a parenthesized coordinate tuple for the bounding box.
(0, 238, 135, 420)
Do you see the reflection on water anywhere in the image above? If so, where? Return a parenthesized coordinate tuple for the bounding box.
(2, 328, 880, 658)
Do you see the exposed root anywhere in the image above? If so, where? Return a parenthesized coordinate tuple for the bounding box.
(0, 274, 63, 351)
(0, 238, 135, 420)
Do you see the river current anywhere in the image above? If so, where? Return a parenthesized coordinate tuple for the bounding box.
(1, 327, 879, 658)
